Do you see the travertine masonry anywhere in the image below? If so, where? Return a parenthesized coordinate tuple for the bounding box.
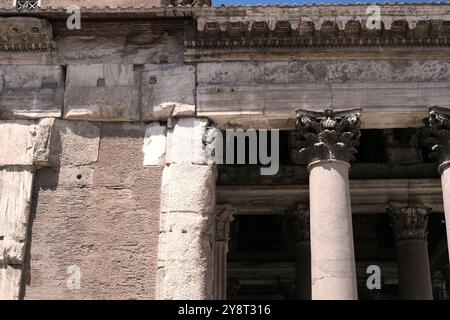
(142, 64, 196, 120)
(24, 122, 162, 299)
(0, 65, 64, 119)
(64, 64, 139, 121)
(0, 119, 54, 300)
(157, 163, 216, 300)
(157, 117, 217, 300)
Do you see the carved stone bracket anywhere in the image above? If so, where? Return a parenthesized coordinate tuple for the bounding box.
(0, 17, 51, 52)
(423, 106, 450, 172)
(387, 202, 431, 242)
(285, 203, 310, 242)
(294, 108, 361, 166)
(215, 204, 236, 242)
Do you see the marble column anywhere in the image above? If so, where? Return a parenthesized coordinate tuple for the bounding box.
(423, 106, 450, 263)
(286, 203, 311, 300)
(214, 204, 236, 300)
(295, 108, 361, 300)
(387, 202, 433, 300)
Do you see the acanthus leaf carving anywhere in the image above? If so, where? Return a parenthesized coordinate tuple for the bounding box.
(294, 108, 361, 165)
(423, 106, 450, 172)
(387, 202, 431, 242)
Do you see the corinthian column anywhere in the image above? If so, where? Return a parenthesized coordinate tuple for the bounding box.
(387, 202, 433, 300)
(286, 203, 311, 300)
(423, 106, 450, 263)
(214, 204, 236, 300)
(295, 108, 361, 300)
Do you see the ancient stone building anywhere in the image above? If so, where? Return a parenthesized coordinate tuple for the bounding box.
(1, 0, 450, 300)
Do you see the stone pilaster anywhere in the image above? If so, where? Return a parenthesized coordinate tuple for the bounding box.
(0, 118, 54, 300)
(286, 203, 310, 300)
(423, 106, 450, 264)
(214, 204, 236, 300)
(387, 202, 433, 300)
(156, 117, 218, 300)
(295, 108, 361, 300)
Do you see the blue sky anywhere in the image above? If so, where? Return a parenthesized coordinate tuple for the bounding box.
(215, 0, 444, 6)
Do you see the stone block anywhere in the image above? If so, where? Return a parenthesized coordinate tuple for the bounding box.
(143, 123, 167, 166)
(142, 64, 196, 120)
(49, 120, 100, 167)
(0, 120, 35, 166)
(0, 119, 55, 167)
(160, 163, 216, 214)
(167, 118, 210, 165)
(0, 65, 63, 119)
(64, 64, 139, 121)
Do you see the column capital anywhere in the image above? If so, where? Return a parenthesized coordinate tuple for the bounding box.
(286, 203, 310, 242)
(387, 202, 431, 242)
(294, 108, 362, 166)
(423, 106, 450, 172)
(216, 204, 236, 242)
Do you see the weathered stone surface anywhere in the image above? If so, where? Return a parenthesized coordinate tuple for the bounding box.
(168, 118, 210, 165)
(0, 17, 53, 65)
(0, 119, 56, 167)
(0, 121, 35, 166)
(157, 164, 216, 300)
(57, 30, 183, 66)
(197, 60, 450, 84)
(49, 120, 100, 167)
(57, 36, 126, 65)
(0, 238, 25, 265)
(0, 65, 63, 119)
(64, 64, 139, 121)
(143, 123, 167, 166)
(0, 169, 33, 241)
(0, 265, 21, 300)
(142, 64, 196, 120)
(25, 123, 163, 299)
(196, 60, 450, 129)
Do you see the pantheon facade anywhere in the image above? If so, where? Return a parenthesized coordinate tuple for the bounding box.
(1, 0, 450, 300)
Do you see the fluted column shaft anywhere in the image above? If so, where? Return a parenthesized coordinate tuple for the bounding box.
(295, 108, 361, 300)
(387, 202, 433, 300)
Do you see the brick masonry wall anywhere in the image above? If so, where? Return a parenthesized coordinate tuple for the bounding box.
(22, 121, 162, 299)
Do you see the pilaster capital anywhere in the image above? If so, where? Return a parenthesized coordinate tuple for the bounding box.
(215, 204, 236, 242)
(387, 202, 431, 242)
(423, 106, 450, 172)
(286, 203, 310, 242)
(294, 108, 362, 166)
